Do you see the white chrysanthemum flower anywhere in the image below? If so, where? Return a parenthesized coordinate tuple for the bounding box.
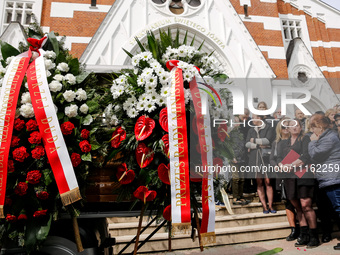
(111, 84, 125, 99)
(178, 46, 188, 57)
(136, 101, 146, 112)
(156, 95, 165, 106)
(65, 104, 79, 118)
(116, 75, 127, 85)
(53, 74, 64, 82)
(63, 90, 76, 102)
(65, 73, 76, 85)
(141, 68, 153, 78)
(183, 71, 194, 82)
(49, 80, 63, 92)
(44, 51, 57, 59)
(45, 59, 56, 70)
(159, 72, 170, 85)
(79, 103, 89, 114)
(21, 92, 31, 104)
(131, 55, 141, 66)
(184, 88, 191, 104)
(104, 104, 113, 118)
(145, 101, 156, 113)
(75, 88, 87, 101)
(57, 62, 70, 72)
(145, 75, 157, 88)
(137, 75, 146, 87)
(6, 56, 15, 65)
(127, 108, 138, 118)
(123, 96, 137, 111)
(19, 103, 34, 118)
(160, 86, 170, 98)
(114, 105, 121, 112)
(140, 52, 153, 61)
(149, 60, 162, 70)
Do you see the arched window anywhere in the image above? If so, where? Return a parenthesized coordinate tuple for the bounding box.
(187, 0, 201, 7)
(152, 0, 166, 4)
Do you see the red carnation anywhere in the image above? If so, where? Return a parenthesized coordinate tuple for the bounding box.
(14, 118, 25, 131)
(36, 191, 49, 200)
(11, 136, 20, 147)
(26, 119, 38, 131)
(33, 209, 48, 218)
(6, 214, 17, 222)
(13, 146, 29, 162)
(14, 182, 28, 196)
(81, 129, 90, 140)
(110, 126, 126, 148)
(8, 160, 15, 173)
(31, 146, 45, 159)
(79, 140, 91, 153)
(61, 121, 75, 135)
(18, 214, 27, 221)
(28, 131, 42, 144)
(71, 153, 81, 167)
(26, 170, 42, 184)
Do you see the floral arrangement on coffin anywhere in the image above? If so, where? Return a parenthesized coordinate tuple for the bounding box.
(0, 27, 103, 251)
(102, 29, 235, 215)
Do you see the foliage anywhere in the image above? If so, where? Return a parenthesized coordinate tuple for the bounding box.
(0, 28, 104, 251)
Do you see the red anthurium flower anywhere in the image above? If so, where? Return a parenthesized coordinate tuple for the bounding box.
(116, 163, 135, 185)
(217, 124, 229, 142)
(159, 108, 168, 132)
(163, 205, 171, 221)
(5, 214, 17, 222)
(110, 126, 126, 148)
(133, 186, 157, 204)
(161, 134, 169, 157)
(33, 209, 48, 218)
(136, 143, 154, 168)
(157, 163, 170, 185)
(134, 116, 155, 141)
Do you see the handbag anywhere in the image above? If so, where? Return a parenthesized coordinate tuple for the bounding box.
(280, 179, 287, 200)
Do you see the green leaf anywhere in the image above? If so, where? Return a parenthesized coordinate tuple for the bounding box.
(90, 142, 101, 151)
(36, 215, 52, 241)
(198, 40, 205, 51)
(135, 37, 146, 52)
(87, 100, 100, 114)
(147, 32, 158, 60)
(82, 114, 93, 126)
(55, 52, 66, 65)
(190, 34, 196, 46)
(57, 111, 65, 120)
(68, 58, 80, 75)
(123, 48, 134, 58)
(213, 73, 228, 83)
(81, 153, 92, 162)
(183, 30, 188, 45)
(198, 87, 217, 106)
(174, 29, 180, 48)
(42, 169, 53, 186)
(47, 31, 60, 56)
(256, 248, 283, 255)
(0, 41, 20, 60)
(76, 71, 90, 84)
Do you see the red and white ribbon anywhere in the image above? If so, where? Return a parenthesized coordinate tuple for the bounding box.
(0, 55, 30, 217)
(167, 61, 191, 234)
(27, 49, 81, 205)
(190, 78, 216, 245)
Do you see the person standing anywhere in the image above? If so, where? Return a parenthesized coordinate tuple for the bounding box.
(295, 109, 306, 131)
(308, 114, 340, 250)
(277, 119, 319, 248)
(334, 113, 340, 138)
(246, 115, 275, 213)
(270, 117, 299, 241)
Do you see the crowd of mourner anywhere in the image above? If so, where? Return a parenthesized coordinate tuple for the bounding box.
(225, 102, 340, 250)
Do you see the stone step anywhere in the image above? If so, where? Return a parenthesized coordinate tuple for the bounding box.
(109, 210, 288, 236)
(113, 221, 291, 254)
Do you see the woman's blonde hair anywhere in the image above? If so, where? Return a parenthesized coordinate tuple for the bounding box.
(257, 101, 268, 110)
(275, 117, 290, 142)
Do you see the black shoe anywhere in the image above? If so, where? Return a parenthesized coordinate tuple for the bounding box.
(307, 228, 320, 249)
(334, 243, 340, 250)
(286, 227, 299, 241)
(294, 226, 309, 247)
(322, 233, 332, 243)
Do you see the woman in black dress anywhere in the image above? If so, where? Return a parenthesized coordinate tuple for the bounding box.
(277, 119, 319, 248)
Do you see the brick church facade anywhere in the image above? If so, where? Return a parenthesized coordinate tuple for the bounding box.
(1, 0, 339, 107)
